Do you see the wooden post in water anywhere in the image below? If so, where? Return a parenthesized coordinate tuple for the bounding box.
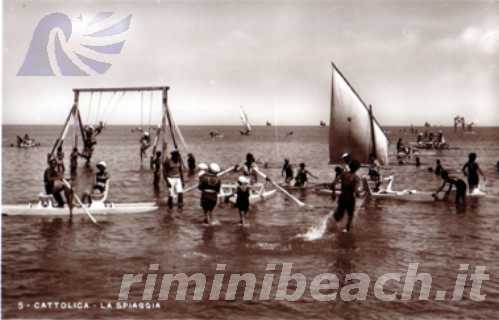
(162, 87, 185, 184)
(73, 90, 80, 151)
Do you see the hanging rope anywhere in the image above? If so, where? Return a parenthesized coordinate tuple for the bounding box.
(87, 92, 94, 125)
(140, 91, 145, 130)
(95, 92, 103, 125)
(102, 91, 126, 125)
(148, 91, 153, 131)
(97, 91, 117, 124)
(168, 105, 189, 152)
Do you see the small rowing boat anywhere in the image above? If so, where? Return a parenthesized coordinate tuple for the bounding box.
(363, 176, 486, 202)
(219, 183, 277, 205)
(2, 200, 158, 216)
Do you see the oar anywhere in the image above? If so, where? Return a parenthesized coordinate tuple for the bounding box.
(62, 179, 98, 225)
(184, 165, 239, 193)
(254, 168, 308, 208)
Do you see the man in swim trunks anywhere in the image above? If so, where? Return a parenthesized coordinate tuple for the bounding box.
(433, 170, 466, 206)
(331, 159, 362, 232)
(462, 153, 485, 194)
(198, 163, 221, 224)
(43, 158, 73, 215)
(163, 150, 184, 208)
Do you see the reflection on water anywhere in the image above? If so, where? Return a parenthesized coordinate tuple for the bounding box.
(2, 126, 499, 318)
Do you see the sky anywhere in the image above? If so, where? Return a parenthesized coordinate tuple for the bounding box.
(3, 0, 499, 126)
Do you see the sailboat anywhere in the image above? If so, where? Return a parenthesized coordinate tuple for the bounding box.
(329, 62, 389, 165)
(239, 106, 252, 135)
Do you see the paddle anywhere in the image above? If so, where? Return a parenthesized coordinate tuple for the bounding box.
(184, 164, 239, 193)
(62, 179, 98, 225)
(254, 168, 308, 208)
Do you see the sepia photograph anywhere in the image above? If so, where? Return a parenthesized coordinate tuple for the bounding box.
(2, 0, 498, 319)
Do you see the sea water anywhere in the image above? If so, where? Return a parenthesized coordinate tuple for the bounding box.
(2, 125, 499, 319)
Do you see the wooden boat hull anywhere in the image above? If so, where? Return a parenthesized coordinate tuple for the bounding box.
(228, 189, 277, 205)
(2, 201, 158, 216)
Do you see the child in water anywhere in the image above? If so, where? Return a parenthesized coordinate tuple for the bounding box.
(235, 176, 251, 225)
(433, 170, 466, 206)
(462, 153, 486, 194)
(294, 163, 318, 187)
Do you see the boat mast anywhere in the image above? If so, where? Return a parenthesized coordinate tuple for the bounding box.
(369, 104, 377, 161)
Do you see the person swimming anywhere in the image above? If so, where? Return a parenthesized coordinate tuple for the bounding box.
(331, 159, 363, 232)
(433, 170, 466, 206)
(294, 163, 318, 187)
(198, 163, 221, 224)
(462, 153, 485, 194)
(281, 159, 294, 185)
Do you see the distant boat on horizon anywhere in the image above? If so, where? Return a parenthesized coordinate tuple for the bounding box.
(239, 106, 252, 136)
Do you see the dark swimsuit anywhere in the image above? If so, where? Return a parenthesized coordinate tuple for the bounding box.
(294, 170, 308, 187)
(235, 186, 250, 212)
(447, 177, 467, 204)
(199, 174, 221, 211)
(334, 172, 359, 231)
(464, 161, 479, 189)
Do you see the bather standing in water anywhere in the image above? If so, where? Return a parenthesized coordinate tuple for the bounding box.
(331, 160, 363, 232)
(462, 153, 486, 194)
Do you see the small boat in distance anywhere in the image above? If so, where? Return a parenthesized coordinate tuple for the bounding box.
(239, 106, 252, 136)
(266, 121, 272, 127)
(320, 121, 326, 127)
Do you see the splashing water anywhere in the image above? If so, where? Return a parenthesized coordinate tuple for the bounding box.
(298, 212, 332, 241)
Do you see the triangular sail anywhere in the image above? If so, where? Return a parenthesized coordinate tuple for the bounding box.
(329, 62, 389, 165)
(240, 106, 252, 132)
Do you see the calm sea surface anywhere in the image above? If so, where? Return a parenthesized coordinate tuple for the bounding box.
(2, 125, 499, 319)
